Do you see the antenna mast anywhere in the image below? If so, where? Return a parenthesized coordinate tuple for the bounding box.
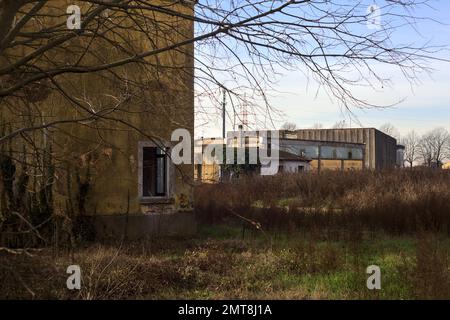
(222, 88, 226, 139)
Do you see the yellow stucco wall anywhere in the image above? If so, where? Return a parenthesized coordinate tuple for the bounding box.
(343, 160, 364, 170)
(310, 159, 363, 171)
(319, 160, 342, 171)
(0, 1, 194, 216)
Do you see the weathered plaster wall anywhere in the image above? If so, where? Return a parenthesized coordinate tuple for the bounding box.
(0, 1, 195, 221)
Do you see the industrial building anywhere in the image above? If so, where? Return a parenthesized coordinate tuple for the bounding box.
(279, 138, 366, 172)
(195, 129, 369, 182)
(195, 127, 403, 182)
(285, 128, 404, 169)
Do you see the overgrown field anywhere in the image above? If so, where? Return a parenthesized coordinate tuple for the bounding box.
(195, 169, 450, 235)
(1, 169, 449, 299)
(1, 230, 449, 299)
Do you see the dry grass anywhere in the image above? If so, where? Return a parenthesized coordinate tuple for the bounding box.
(1, 169, 449, 299)
(0, 233, 448, 299)
(194, 169, 450, 236)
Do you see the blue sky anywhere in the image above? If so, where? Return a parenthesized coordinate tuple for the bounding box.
(195, 0, 450, 138)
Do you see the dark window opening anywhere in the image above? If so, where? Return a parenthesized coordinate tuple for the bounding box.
(348, 151, 353, 159)
(299, 149, 306, 157)
(298, 165, 305, 172)
(196, 164, 202, 181)
(142, 147, 167, 197)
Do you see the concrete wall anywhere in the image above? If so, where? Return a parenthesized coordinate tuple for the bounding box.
(374, 129, 398, 169)
(92, 213, 197, 240)
(0, 1, 196, 237)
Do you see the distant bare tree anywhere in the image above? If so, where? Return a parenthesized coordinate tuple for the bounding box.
(332, 120, 348, 129)
(447, 141, 450, 162)
(419, 128, 450, 167)
(419, 132, 435, 167)
(280, 122, 298, 131)
(401, 131, 420, 168)
(379, 123, 400, 140)
(430, 128, 450, 167)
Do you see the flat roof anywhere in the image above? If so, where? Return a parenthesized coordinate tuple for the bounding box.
(288, 127, 397, 141)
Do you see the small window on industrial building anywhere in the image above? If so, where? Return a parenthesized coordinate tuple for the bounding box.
(332, 149, 338, 159)
(348, 151, 353, 159)
(298, 165, 305, 172)
(141, 145, 168, 198)
(299, 149, 306, 157)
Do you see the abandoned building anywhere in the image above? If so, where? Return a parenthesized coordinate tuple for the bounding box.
(194, 141, 312, 182)
(0, 0, 196, 240)
(286, 128, 404, 169)
(195, 127, 403, 183)
(279, 138, 365, 171)
(195, 132, 365, 183)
